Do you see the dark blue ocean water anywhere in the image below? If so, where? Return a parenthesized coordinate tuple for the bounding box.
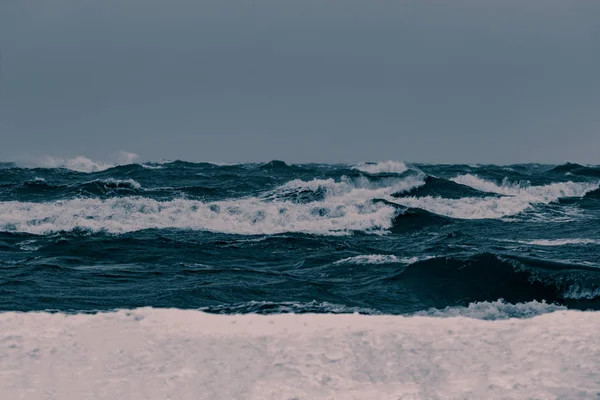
(1, 159, 599, 315)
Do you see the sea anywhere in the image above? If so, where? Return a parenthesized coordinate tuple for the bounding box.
(1, 157, 599, 399)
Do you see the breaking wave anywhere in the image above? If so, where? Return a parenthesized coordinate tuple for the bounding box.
(451, 174, 599, 200)
(1, 172, 597, 234)
(0, 175, 426, 235)
(388, 175, 598, 220)
(413, 299, 566, 320)
(19, 152, 140, 173)
(353, 160, 408, 174)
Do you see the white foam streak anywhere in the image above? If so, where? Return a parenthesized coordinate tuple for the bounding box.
(414, 300, 566, 319)
(334, 255, 403, 265)
(0, 176, 425, 235)
(524, 238, 600, 246)
(353, 160, 408, 174)
(2, 308, 599, 399)
(334, 254, 433, 265)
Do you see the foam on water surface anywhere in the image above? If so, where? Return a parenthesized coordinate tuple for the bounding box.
(1, 308, 599, 400)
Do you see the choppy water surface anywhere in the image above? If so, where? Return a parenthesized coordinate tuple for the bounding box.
(1, 158, 599, 316)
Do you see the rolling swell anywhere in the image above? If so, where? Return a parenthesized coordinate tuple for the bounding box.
(386, 253, 600, 311)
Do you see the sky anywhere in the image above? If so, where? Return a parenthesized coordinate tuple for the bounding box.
(0, 0, 599, 164)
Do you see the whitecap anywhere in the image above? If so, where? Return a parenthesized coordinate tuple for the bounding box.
(353, 160, 408, 174)
(0, 175, 425, 235)
(414, 299, 566, 320)
(20, 151, 140, 173)
(451, 174, 598, 201)
(522, 238, 600, 246)
(333, 254, 434, 265)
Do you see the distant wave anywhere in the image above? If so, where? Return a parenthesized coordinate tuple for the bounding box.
(353, 160, 408, 174)
(17, 152, 140, 173)
(550, 162, 600, 177)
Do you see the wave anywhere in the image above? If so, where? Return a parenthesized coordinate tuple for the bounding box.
(394, 175, 496, 199)
(78, 178, 142, 193)
(384, 175, 599, 220)
(413, 299, 566, 320)
(17, 152, 140, 173)
(550, 162, 600, 177)
(1, 308, 598, 400)
(584, 188, 600, 198)
(520, 238, 600, 246)
(390, 195, 535, 219)
(2, 171, 592, 234)
(451, 174, 599, 200)
(0, 175, 426, 235)
(388, 253, 600, 308)
(352, 160, 408, 174)
(562, 285, 600, 300)
(389, 207, 453, 231)
(0, 178, 144, 202)
(334, 255, 407, 265)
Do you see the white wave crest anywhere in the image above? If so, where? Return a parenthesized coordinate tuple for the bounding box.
(414, 300, 566, 320)
(523, 238, 600, 246)
(451, 174, 598, 201)
(0, 176, 425, 235)
(392, 195, 534, 219)
(388, 175, 599, 220)
(1, 308, 599, 400)
(23, 151, 140, 173)
(334, 254, 433, 265)
(562, 285, 600, 300)
(270, 174, 424, 200)
(353, 160, 408, 174)
(334, 255, 403, 265)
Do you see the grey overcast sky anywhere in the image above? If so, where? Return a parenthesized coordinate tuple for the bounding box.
(0, 1, 599, 164)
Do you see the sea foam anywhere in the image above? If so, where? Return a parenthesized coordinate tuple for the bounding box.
(1, 308, 598, 400)
(0, 176, 425, 235)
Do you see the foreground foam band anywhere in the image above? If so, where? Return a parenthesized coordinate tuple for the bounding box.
(1, 309, 599, 399)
